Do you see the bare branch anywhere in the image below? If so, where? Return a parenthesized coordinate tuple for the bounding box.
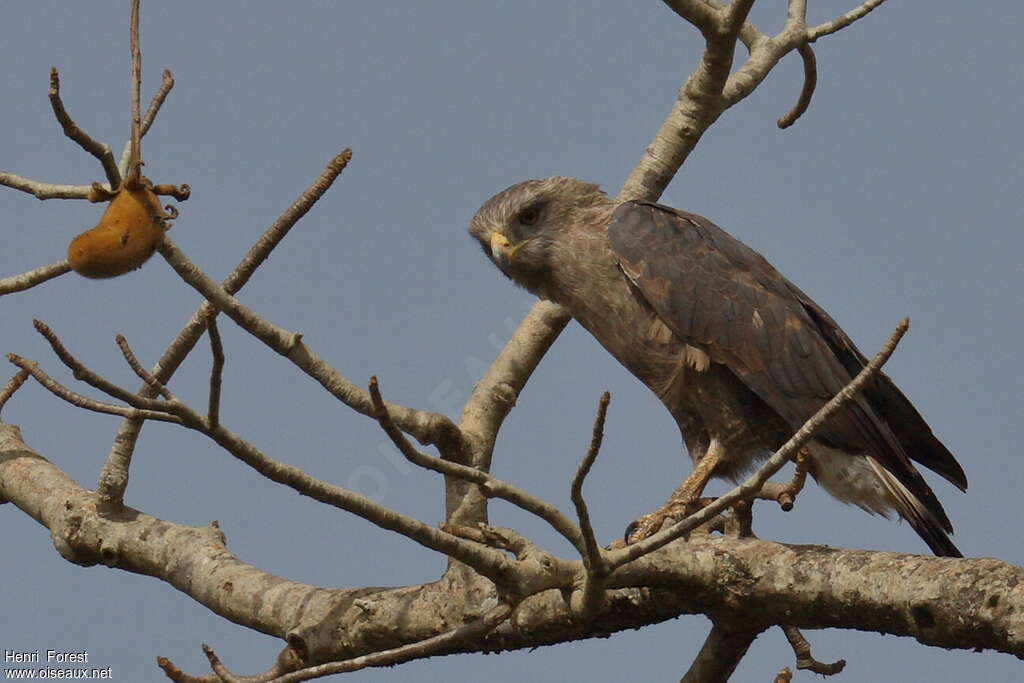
(0, 261, 71, 296)
(608, 319, 910, 569)
(777, 43, 817, 129)
(619, 1, 751, 202)
(206, 315, 224, 428)
(115, 334, 175, 400)
(22, 331, 513, 582)
(100, 148, 353, 506)
(7, 354, 180, 424)
(568, 392, 612, 620)
(5, 420, 1024, 665)
(160, 644, 301, 683)
(370, 377, 586, 555)
(781, 625, 846, 676)
(48, 68, 121, 189)
(126, 0, 143, 187)
(680, 621, 764, 683)
(119, 69, 178, 176)
(808, 0, 888, 41)
(198, 424, 513, 582)
(266, 603, 512, 682)
(157, 237, 304, 354)
(0, 173, 94, 200)
(454, 301, 570, 524)
(660, 0, 719, 35)
(765, 447, 809, 511)
(0, 370, 30, 420)
(571, 391, 610, 569)
(16, 331, 504, 576)
(156, 234, 461, 446)
(142, 69, 174, 137)
(201, 644, 242, 683)
(33, 320, 159, 407)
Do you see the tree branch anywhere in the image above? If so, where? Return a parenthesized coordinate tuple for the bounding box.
(99, 148, 354, 507)
(265, 603, 513, 682)
(0, 260, 71, 295)
(0, 370, 30, 419)
(48, 68, 121, 189)
(777, 43, 817, 129)
(808, 0, 888, 41)
(568, 392, 612, 620)
(781, 625, 846, 676)
(5, 422, 1021, 670)
(680, 621, 765, 683)
(0, 173, 94, 200)
(118, 69, 176, 175)
(369, 377, 585, 556)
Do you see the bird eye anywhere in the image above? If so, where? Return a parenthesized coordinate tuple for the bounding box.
(519, 206, 540, 227)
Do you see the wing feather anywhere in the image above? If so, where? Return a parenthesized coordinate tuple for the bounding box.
(608, 201, 962, 552)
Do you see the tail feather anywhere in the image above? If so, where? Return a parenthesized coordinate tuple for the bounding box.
(866, 456, 962, 557)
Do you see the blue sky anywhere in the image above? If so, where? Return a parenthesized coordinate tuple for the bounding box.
(2, 2, 1022, 681)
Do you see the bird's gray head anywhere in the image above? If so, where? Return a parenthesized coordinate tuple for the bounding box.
(468, 176, 612, 294)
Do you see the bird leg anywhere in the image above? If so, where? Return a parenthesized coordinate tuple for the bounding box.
(627, 448, 723, 542)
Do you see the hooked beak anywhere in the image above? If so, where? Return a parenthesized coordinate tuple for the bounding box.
(489, 232, 517, 266)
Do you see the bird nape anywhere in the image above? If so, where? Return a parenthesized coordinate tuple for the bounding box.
(468, 176, 967, 557)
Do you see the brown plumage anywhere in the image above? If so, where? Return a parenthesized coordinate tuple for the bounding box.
(469, 177, 967, 556)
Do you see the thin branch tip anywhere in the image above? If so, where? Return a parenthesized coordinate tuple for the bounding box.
(777, 43, 817, 129)
(0, 369, 31, 417)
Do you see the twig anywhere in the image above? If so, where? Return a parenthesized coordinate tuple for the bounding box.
(266, 603, 513, 682)
(771, 447, 809, 511)
(48, 68, 121, 189)
(369, 377, 586, 554)
(0, 173, 94, 200)
(441, 523, 539, 559)
(607, 318, 910, 570)
(777, 43, 817, 128)
(14, 336, 512, 581)
(0, 261, 71, 296)
(680, 621, 765, 683)
(202, 644, 242, 683)
(159, 233, 463, 446)
(808, 0, 888, 41)
(781, 625, 846, 675)
(159, 643, 299, 683)
(191, 420, 515, 583)
(118, 69, 176, 175)
(99, 148, 354, 506)
(157, 237, 304, 353)
(569, 392, 612, 620)
(206, 315, 224, 428)
(115, 335, 175, 400)
(620, 0, 753, 201)
(33, 321, 174, 412)
(0, 370, 30, 420)
(126, 0, 143, 187)
(571, 391, 610, 569)
(7, 354, 179, 424)
(660, 0, 719, 36)
(143, 69, 174, 136)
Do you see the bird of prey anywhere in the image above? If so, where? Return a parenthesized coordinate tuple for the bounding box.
(469, 177, 967, 557)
